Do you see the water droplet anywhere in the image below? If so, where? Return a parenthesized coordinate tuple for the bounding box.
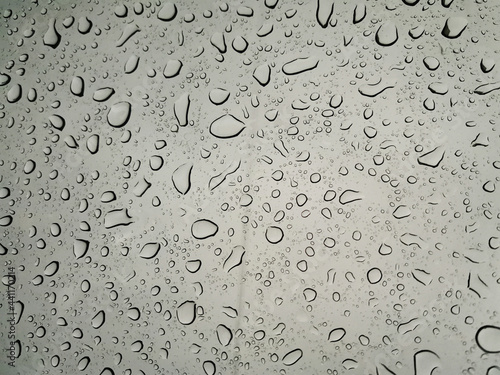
(172, 163, 193, 194)
(476, 325, 500, 353)
(328, 328, 346, 342)
(86, 134, 99, 154)
(209, 88, 230, 105)
(428, 82, 448, 95)
(7, 84, 22, 103)
(393, 205, 411, 219)
(158, 3, 177, 21)
(358, 78, 396, 97)
(73, 239, 89, 259)
(77, 17, 92, 34)
(107, 102, 132, 127)
(417, 146, 445, 168)
(104, 208, 133, 229)
(480, 57, 495, 73)
(127, 308, 141, 321)
(316, 0, 334, 28)
(93, 87, 115, 102)
(283, 56, 319, 75)
(139, 242, 160, 259)
(232, 35, 248, 53)
(191, 219, 219, 239)
(367, 268, 383, 284)
(115, 4, 128, 17)
(253, 64, 271, 86)
(303, 288, 317, 302)
(209, 114, 245, 139)
(483, 180, 496, 193)
(163, 59, 183, 78)
(174, 93, 190, 126)
(223, 246, 245, 272)
(176, 301, 196, 325)
(339, 190, 363, 204)
(91, 310, 105, 329)
(116, 24, 140, 47)
(0, 73, 11, 86)
(442, 17, 467, 39)
(423, 56, 440, 71)
(43, 18, 61, 48)
(353, 4, 366, 23)
(44, 261, 59, 277)
(210, 32, 227, 53)
(282, 348, 303, 366)
(124, 55, 140, 74)
(375, 22, 398, 46)
(413, 350, 440, 375)
(474, 82, 500, 95)
(265, 226, 284, 244)
(257, 23, 273, 37)
(203, 361, 216, 375)
(186, 260, 202, 273)
(216, 324, 233, 346)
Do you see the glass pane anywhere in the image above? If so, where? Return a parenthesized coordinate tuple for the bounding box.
(1, 1, 499, 374)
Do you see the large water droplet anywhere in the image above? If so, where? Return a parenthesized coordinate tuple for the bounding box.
(43, 18, 61, 48)
(282, 348, 303, 366)
(282, 56, 319, 75)
(191, 219, 219, 239)
(375, 22, 398, 46)
(176, 301, 196, 325)
(158, 3, 177, 21)
(476, 326, 500, 353)
(107, 102, 132, 127)
(442, 17, 467, 39)
(209, 114, 246, 139)
(265, 226, 284, 244)
(328, 328, 346, 342)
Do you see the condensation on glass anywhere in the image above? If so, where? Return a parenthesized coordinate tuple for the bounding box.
(0, 0, 499, 374)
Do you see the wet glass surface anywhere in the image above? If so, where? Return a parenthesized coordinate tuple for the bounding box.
(0, 1, 499, 374)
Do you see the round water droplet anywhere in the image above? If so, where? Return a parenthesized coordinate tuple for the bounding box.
(209, 88, 230, 105)
(378, 243, 392, 255)
(367, 268, 383, 284)
(158, 3, 177, 21)
(186, 260, 202, 273)
(265, 226, 284, 244)
(375, 22, 398, 46)
(127, 307, 141, 321)
(209, 114, 246, 139)
(49, 115, 65, 130)
(163, 59, 183, 78)
(70, 76, 84, 96)
(7, 84, 22, 103)
(23, 159, 36, 174)
(232, 36, 248, 53)
(44, 261, 59, 277)
(191, 219, 219, 239)
(203, 361, 216, 375)
(176, 301, 196, 325)
(107, 102, 131, 127)
(476, 325, 500, 353)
